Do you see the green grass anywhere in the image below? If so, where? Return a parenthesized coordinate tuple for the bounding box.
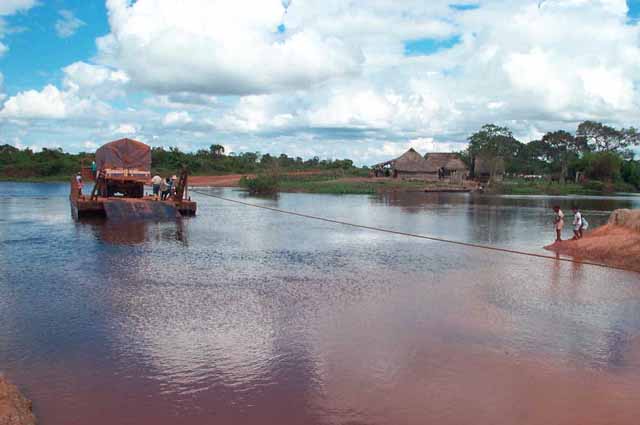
(277, 174, 428, 194)
(494, 179, 638, 195)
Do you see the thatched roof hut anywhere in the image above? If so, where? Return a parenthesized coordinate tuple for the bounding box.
(393, 148, 438, 173)
(474, 156, 505, 182)
(373, 148, 438, 178)
(474, 156, 505, 175)
(424, 153, 468, 173)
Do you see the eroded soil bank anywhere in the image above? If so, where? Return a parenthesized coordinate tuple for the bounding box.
(545, 209, 640, 273)
(0, 377, 36, 425)
(189, 174, 245, 187)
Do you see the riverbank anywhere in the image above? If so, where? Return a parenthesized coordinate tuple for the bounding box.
(494, 179, 638, 196)
(192, 174, 478, 194)
(3, 174, 637, 197)
(190, 174, 416, 194)
(0, 376, 36, 425)
(177, 175, 640, 196)
(545, 209, 640, 273)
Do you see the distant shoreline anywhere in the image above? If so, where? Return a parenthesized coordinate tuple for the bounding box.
(2, 175, 639, 197)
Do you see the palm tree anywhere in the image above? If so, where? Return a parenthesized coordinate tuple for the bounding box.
(210, 144, 225, 158)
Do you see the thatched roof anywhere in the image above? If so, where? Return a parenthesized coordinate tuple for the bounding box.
(378, 148, 438, 173)
(424, 153, 468, 171)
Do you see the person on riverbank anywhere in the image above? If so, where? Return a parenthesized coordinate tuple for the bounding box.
(170, 175, 177, 198)
(160, 177, 169, 200)
(91, 160, 97, 178)
(572, 206, 582, 240)
(572, 206, 589, 240)
(152, 174, 162, 199)
(553, 205, 564, 242)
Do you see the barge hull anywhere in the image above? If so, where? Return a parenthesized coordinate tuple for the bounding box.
(70, 196, 196, 220)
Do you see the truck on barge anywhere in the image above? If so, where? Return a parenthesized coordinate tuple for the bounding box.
(70, 138, 196, 220)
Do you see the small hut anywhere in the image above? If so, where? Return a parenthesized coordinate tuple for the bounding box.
(424, 153, 469, 182)
(373, 148, 438, 180)
(474, 156, 505, 183)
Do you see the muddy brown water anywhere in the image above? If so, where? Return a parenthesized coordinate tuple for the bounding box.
(1, 182, 639, 425)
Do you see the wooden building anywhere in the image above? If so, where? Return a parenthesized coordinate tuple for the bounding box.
(374, 149, 472, 182)
(424, 153, 469, 183)
(373, 148, 438, 179)
(473, 156, 505, 182)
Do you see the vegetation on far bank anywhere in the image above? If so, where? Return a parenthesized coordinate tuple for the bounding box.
(461, 121, 640, 191)
(491, 178, 637, 196)
(1, 119, 639, 197)
(241, 170, 462, 195)
(0, 143, 362, 180)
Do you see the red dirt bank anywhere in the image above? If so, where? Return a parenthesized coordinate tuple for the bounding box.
(189, 174, 246, 187)
(545, 209, 640, 273)
(0, 377, 36, 425)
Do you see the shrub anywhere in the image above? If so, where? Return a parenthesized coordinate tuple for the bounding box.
(239, 174, 280, 195)
(582, 180, 606, 192)
(621, 160, 640, 189)
(582, 152, 623, 181)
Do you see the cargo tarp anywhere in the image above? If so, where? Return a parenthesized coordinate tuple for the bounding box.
(95, 138, 151, 171)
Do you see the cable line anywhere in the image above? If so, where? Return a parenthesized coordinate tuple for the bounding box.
(191, 188, 636, 273)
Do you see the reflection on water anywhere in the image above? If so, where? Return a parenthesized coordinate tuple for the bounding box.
(1, 183, 640, 425)
(77, 217, 189, 246)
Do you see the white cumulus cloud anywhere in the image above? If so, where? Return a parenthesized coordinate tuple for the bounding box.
(113, 123, 138, 135)
(0, 0, 38, 15)
(62, 61, 129, 98)
(97, 0, 364, 95)
(3, 0, 640, 164)
(55, 10, 85, 38)
(162, 111, 193, 127)
(0, 85, 94, 119)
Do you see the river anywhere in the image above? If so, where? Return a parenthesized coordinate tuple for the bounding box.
(1, 182, 639, 425)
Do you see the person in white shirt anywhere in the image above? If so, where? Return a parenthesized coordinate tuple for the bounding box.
(572, 206, 582, 240)
(572, 206, 588, 239)
(151, 175, 162, 199)
(553, 205, 564, 242)
(75, 173, 83, 197)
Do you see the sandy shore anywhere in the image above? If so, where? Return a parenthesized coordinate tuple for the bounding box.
(0, 377, 36, 425)
(545, 209, 640, 273)
(188, 171, 324, 187)
(189, 174, 247, 187)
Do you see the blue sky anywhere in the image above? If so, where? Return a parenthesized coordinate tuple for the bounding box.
(1, 1, 109, 94)
(0, 0, 639, 163)
(629, 0, 640, 20)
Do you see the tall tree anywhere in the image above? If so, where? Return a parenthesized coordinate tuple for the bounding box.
(468, 124, 520, 181)
(517, 139, 548, 174)
(539, 130, 586, 183)
(209, 144, 225, 158)
(576, 121, 640, 157)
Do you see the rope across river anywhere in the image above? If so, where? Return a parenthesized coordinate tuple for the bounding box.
(190, 188, 635, 273)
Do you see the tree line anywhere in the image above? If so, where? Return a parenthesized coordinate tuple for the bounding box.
(1, 120, 639, 191)
(462, 121, 640, 189)
(0, 143, 358, 179)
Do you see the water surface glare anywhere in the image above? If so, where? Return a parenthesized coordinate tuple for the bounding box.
(1, 182, 639, 425)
